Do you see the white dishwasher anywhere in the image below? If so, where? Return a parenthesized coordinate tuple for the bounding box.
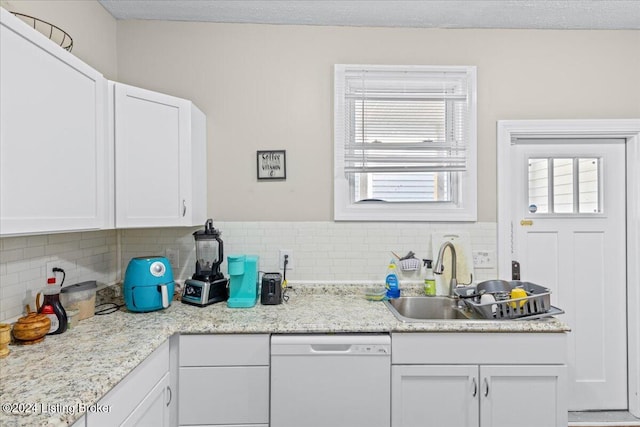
(270, 334, 391, 427)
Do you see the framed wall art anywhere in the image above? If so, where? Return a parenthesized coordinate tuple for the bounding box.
(257, 150, 286, 180)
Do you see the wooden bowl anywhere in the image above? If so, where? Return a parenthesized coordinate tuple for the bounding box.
(12, 312, 50, 344)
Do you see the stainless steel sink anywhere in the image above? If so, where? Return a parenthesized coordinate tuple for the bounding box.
(384, 296, 478, 322)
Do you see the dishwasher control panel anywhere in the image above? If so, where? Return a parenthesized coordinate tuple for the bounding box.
(351, 344, 390, 354)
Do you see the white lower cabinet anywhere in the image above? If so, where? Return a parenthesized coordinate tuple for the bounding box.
(121, 372, 171, 427)
(71, 415, 86, 427)
(479, 365, 565, 427)
(87, 339, 173, 427)
(178, 334, 269, 427)
(392, 365, 479, 427)
(392, 364, 566, 427)
(391, 333, 568, 427)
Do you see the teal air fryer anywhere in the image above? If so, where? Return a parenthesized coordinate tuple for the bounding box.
(123, 256, 175, 312)
(227, 255, 259, 308)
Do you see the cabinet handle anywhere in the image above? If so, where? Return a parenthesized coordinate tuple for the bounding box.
(472, 378, 477, 397)
(166, 386, 172, 407)
(182, 200, 187, 217)
(483, 378, 489, 397)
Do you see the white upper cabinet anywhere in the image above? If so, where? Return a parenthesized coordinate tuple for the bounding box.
(0, 9, 110, 236)
(112, 82, 207, 228)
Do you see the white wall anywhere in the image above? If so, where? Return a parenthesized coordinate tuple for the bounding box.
(114, 21, 640, 223)
(0, 0, 118, 79)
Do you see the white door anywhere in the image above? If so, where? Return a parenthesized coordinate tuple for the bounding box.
(511, 139, 627, 410)
(391, 365, 478, 427)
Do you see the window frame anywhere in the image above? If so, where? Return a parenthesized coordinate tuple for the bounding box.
(333, 64, 477, 221)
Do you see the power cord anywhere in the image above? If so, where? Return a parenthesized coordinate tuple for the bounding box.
(52, 267, 65, 287)
(95, 303, 123, 315)
(282, 255, 290, 302)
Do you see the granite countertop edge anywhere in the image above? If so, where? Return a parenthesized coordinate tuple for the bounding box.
(0, 283, 569, 427)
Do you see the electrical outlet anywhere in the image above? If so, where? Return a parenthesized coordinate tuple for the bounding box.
(165, 248, 179, 268)
(279, 249, 293, 270)
(472, 250, 496, 269)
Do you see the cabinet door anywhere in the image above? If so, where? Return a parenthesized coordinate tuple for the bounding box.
(87, 340, 169, 426)
(121, 372, 171, 427)
(479, 365, 567, 427)
(392, 365, 479, 427)
(114, 83, 205, 228)
(70, 415, 86, 427)
(0, 9, 109, 236)
(179, 366, 269, 425)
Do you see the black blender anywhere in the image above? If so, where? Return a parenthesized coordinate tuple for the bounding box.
(181, 219, 229, 307)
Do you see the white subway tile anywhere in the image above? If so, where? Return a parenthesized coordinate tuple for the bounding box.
(23, 245, 45, 259)
(2, 237, 27, 250)
(1, 248, 25, 263)
(48, 233, 82, 244)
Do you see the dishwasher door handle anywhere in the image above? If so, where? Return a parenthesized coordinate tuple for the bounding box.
(310, 344, 352, 353)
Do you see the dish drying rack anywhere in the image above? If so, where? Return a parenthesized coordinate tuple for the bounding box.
(455, 281, 561, 320)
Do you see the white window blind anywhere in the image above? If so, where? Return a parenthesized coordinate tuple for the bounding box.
(334, 64, 477, 221)
(342, 68, 471, 175)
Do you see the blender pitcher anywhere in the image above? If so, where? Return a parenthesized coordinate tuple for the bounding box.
(193, 219, 224, 282)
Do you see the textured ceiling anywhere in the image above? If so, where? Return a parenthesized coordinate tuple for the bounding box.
(97, 0, 640, 30)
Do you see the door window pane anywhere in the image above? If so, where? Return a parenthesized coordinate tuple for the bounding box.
(527, 156, 602, 215)
(578, 158, 600, 213)
(553, 159, 574, 213)
(528, 158, 548, 213)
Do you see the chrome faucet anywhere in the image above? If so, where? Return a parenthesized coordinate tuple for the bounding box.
(434, 241, 458, 297)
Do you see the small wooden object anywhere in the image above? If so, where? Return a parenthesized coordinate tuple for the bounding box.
(12, 306, 50, 345)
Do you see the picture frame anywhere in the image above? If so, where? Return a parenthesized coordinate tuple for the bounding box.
(257, 150, 286, 180)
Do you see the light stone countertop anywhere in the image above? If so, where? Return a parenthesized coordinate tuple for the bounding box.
(0, 284, 569, 427)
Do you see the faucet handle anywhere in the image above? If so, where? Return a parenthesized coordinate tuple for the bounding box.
(457, 273, 473, 286)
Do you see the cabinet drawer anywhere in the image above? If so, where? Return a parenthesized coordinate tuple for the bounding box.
(392, 332, 567, 365)
(88, 340, 169, 426)
(179, 334, 269, 366)
(179, 366, 269, 425)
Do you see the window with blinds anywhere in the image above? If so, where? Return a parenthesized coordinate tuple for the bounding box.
(334, 65, 477, 221)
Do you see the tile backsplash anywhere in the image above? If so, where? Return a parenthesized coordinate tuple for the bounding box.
(0, 231, 118, 321)
(1, 221, 497, 321)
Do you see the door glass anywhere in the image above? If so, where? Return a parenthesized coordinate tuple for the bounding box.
(578, 158, 600, 213)
(528, 158, 548, 213)
(553, 159, 574, 213)
(527, 156, 602, 214)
